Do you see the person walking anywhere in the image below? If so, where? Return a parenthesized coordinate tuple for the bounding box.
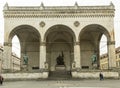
(99, 72, 104, 80)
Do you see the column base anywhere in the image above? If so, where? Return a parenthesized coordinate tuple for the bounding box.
(39, 68, 49, 72)
(71, 68, 81, 72)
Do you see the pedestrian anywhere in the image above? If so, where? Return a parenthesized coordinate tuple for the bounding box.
(99, 72, 104, 80)
(0, 75, 4, 85)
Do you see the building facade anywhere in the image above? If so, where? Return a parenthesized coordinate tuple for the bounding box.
(116, 47, 120, 68)
(100, 47, 120, 69)
(100, 53, 108, 69)
(3, 2, 116, 77)
(0, 45, 20, 72)
(11, 53, 21, 72)
(0, 45, 3, 73)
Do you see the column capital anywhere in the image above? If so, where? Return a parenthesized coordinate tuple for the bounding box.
(74, 41, 80, 45)
(107, 41, 115, 45)
(40, 42, 46, 46)
(4, 42, 12, 46)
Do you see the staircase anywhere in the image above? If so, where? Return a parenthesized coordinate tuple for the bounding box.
(48, 65, 71, 80)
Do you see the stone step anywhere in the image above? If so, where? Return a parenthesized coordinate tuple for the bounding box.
(49, 70, 71, 80)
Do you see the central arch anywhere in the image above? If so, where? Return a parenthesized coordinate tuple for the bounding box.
(45, 25, 76, 72)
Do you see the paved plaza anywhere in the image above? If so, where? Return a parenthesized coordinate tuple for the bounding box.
(0, 79, 120, 88)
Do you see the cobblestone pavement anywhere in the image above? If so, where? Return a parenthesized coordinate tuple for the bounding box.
(0, 79, 120, 88)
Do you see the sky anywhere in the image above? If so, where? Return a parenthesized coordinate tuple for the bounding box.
(0, 0, 120, 57)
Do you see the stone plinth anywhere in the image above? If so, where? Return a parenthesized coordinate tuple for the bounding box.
(55, 65, 65, 71)
(72, 71, 119, 79)
(1, 72, 48, 80)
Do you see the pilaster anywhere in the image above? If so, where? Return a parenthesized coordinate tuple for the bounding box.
(107, 41, 116, 69)
(39, 42, 47, 71)
(73, 41, 81, 70)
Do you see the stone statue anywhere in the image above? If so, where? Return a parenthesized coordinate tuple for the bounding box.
(23, 54, 28, 65)
(91, 54, 97, 65)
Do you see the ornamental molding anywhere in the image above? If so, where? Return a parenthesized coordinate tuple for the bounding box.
(39, 21, 45, 27)
(4, 14, 114, 18)
(74, 21, 80, 27)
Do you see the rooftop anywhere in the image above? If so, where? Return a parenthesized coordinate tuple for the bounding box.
(4, 2, 114, 11)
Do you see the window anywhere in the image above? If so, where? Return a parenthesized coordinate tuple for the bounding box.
(116, 62, 119, 67)
(119, 61, 120, 67)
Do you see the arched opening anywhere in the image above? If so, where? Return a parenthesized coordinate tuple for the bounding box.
(9, 25, 40, 72)
(12, 35, 21, 72)
(12, 35, 20, 58)
(79, 24, 110, 70)
(100, 35, 108, 69)
(45, 25, 75, 78)
(100, 35, 107, 55)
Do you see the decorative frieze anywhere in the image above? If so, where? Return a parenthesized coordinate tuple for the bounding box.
(4, 14, 114, 18)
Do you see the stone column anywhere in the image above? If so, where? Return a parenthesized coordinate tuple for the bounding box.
(3, 42, 12, 72)
(74, 42, 81, 69)
(107, 41, 116, 69)
(39, 42, 46, 70)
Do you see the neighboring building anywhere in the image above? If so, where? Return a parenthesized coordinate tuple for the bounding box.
(100, 47, 120, 69)
(100, 53, 108, 69)
(0, 45, 20, 72)
(3, 2, 116, 78)
(0, 45, 3, 72)
(115, 47, 120, 68)
(11, 52, 21, 72)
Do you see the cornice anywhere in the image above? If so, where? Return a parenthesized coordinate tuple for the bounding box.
(3, 5, 115, 18)
(4, 5, 115, 11)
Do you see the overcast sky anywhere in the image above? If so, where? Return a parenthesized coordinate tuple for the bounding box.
(0, 0, 120, 56)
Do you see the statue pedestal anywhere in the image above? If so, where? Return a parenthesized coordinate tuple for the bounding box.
(22, 65, 28, 71)
(55, 65, 65, 71)
(92, 63, 97, 69)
